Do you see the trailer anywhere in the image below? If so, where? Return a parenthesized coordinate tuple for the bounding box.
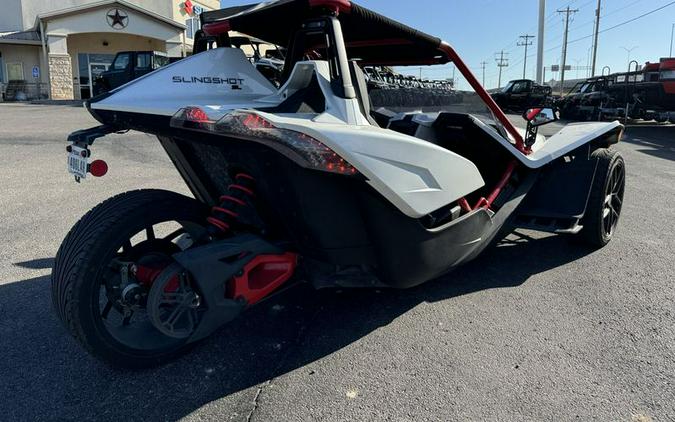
(558, 58, 675, 123)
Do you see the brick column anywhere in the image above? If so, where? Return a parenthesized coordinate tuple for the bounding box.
(48, 54, 74, 100)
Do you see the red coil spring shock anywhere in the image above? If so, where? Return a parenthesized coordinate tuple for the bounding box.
(207, 173, 256, 236)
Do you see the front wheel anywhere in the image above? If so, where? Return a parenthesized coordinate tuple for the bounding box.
(51, 190, 209, 368)
(580, 148, 625, 247)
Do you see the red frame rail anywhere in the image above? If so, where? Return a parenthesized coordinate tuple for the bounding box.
(439, 42, 527, 154)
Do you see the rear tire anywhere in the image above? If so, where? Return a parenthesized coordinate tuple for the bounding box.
(51, 189, 208, 368)
(580, 148, 625, 247)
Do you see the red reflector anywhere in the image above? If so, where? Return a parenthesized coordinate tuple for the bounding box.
(89, 159, 108, 177)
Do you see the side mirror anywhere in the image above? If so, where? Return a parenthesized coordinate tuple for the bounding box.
(523, 107, 558, 127)
(522, 107, 559, 148)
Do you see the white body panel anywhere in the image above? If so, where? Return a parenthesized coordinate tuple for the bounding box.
(472, 117, 623, 169)
(92, 48, 279, 116)
(90, 47, 621, 218)
(256, 113, 485, 217)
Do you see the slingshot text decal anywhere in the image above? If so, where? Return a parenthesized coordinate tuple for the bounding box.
(172, 76, 244, 90)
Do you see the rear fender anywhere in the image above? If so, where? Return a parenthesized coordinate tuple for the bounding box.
(513, 142, 605, 233)
(472, 117, 624, 169)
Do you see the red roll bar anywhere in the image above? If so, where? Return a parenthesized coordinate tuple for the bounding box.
(439, 42, 528, 154)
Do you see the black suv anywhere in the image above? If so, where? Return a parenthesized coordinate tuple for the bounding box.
(93, 51, 172, 96)
(491, 79, 553, 111)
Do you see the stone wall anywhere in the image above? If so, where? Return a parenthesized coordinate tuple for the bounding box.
(48, 54, 74, 100)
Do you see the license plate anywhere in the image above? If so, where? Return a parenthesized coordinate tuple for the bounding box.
(68, 146, 88, 179)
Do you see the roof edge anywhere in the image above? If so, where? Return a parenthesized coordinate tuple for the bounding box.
(34, 0, 185, 31)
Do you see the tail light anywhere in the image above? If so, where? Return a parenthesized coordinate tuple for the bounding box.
(215, 111, 359, 176)
(170, 107, 216, 132)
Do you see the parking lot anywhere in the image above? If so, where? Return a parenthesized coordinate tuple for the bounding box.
(0, 103, 674, 421)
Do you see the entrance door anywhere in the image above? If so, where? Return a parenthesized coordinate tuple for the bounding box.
(88, 63, 109, 98)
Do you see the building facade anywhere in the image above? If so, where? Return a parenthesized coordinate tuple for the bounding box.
(0, 0, 219, 100)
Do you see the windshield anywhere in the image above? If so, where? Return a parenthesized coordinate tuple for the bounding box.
(501, 81, 515, 93)
(579, 82, 594, 93)
(364, 64, 509, 138)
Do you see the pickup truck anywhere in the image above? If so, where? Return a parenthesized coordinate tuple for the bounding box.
(491, 79, 553, 112)
(93, 51, 173, 96)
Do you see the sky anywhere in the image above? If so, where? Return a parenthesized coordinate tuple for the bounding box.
(220, 0, 675, 89)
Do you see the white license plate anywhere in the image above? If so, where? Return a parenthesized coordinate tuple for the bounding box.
(68, 147, 88, 179)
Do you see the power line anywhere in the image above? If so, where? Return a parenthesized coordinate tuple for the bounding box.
(548, 0, 675, 51)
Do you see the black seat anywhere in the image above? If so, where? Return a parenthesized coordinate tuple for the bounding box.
(349, 60, 379, 126)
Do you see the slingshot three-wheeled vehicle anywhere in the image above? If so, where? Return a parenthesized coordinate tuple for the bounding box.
(53, 0, 626, 368)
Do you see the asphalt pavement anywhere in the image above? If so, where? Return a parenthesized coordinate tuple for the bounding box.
(0, 103, 673, 421)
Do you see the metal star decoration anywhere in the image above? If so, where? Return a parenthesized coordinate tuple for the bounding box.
(106, 9, 128, 29)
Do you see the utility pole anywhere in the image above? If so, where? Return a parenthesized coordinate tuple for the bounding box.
(536, 0, 545, 83)
(495, 51, 509, 88)
(518, 34, 535, 79)
(670, 23, 674, 57)
(480, 61, 487, 86)
(591, 0, 602, 76)
(558, 7, 578, 95)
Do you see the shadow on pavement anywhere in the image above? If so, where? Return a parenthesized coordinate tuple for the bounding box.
(0, 233, 595, 421)
(623, 126, 675, 162)
(13, 257, 55, 269)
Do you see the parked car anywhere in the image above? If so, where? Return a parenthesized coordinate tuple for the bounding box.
(93, 51, 172, 96)
(491, 79, 553, 111)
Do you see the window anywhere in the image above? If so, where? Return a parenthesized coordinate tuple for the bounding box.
(660, 70, 675, 80)
(7, 62, 24, 80)
(136, 53, 152, 69)
(153, 55, 169, 69)
(112, 53, 130, 70)
(512, 81, 528, 93)
(185, 17, 200, 39)
(78, 53, 90, 85)
(501, 81, 514, 93)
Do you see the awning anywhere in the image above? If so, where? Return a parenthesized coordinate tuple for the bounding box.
(0, 30, 42, 45)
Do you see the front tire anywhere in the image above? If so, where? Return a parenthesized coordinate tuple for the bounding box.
(51, 189, 208, 368)
(580, 148, 625, 247)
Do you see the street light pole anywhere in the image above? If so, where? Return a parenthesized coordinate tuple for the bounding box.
(536, 0, 545, 83)
(480, 61, 487, 86)
(572, 58, 583, 79)
(620, 46, 638, 67)
(670, 23, 674, 57)
(591, 0, 602, 76)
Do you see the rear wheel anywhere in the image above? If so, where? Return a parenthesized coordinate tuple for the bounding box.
(51, 189, 209, 368)
(580, 148, 625, 247)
